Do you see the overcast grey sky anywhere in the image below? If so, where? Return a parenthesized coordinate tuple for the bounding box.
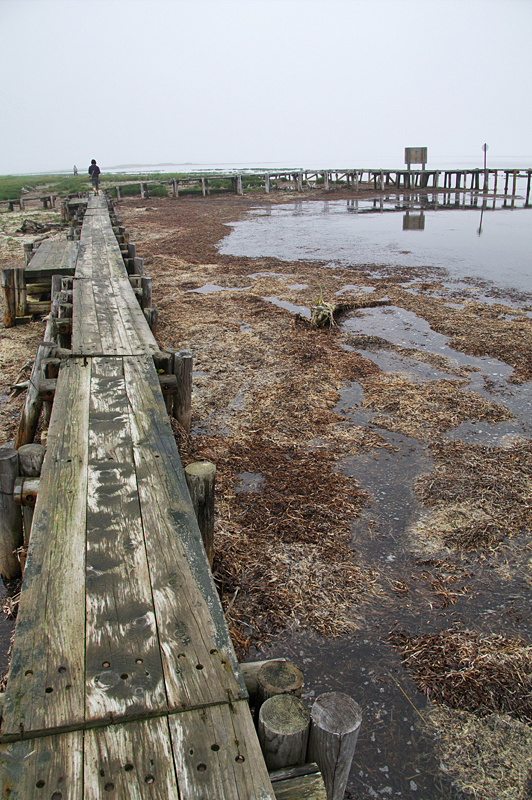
(1, 0, 530, 174)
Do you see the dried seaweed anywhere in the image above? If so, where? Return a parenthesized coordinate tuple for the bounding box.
(390, 628, 532, 723)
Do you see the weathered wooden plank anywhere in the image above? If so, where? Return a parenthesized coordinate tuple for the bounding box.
(72, 277, 102, 355)
(169, 700, 275, 799)
(123, 355, 247, 708)
(85, 357, 167, 724)
(25, 240, 79, 281)
(0, 730, 83, 800)
(84, 716, 179, 799)
(1, 359, 91, 740)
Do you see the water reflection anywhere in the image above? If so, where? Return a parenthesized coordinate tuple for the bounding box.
(220, 193, 532, 295)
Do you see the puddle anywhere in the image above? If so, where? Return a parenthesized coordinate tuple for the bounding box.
(234, 472, 265, 493)
(262, 297, 311, 317)
(189, 283, 251, 293)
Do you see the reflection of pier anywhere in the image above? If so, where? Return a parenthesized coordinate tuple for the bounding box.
(344, 188, 530, 214)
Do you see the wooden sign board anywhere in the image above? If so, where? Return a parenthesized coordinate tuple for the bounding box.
(405, 147, 427, 168)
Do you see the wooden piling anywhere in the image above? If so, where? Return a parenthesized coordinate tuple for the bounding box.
(258, 694, 310, 771)
(153, 351, 174, 414)
(2, 268, 16, 328)
(16, 443, 45, 556)
(143, 307, 158, 335)
(14, 342, 56, 449)
(0, 447, 23, 580)
(257, 660, 304, 708)
(307, 692, 362, 800)
(184, 461, 216, 568)
(141, 276, 152, 310)
(171, 349, 193, 433)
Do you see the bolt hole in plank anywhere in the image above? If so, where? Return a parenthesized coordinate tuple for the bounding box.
(197, 764, 207, 773)
(124, 764, 134, 772)
(36, 780, 45, 788)
(210, 648, 218, 655)
(235, 756, 245, 763)
(211, 744, 220, 751)
(145, 775, 155, 784)
(195, 664, 204, 670)
(58, 666, 67, 673)
(25, 669, 33, 676)
(51, 793, 62, 800)
(178, 653, 186, 660)
(104, 783, 114, 792)
(135, 658, 143, 664)
(102, 661, 110, 668)
(120, 673, 128, 680)
(45, 687, 53, 693)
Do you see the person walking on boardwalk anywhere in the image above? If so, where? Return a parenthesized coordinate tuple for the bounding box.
(88, 159, 101, 194)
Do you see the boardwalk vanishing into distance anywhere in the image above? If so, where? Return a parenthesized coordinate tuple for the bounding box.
(0, 195, 277, 799)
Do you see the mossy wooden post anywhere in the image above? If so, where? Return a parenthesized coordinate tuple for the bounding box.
(171, 349, 192, 433)
(258, 695, 310, 771)
(239, 658, 287, 703)
(0, 447, 23, 580)
(265, 174, 271, 194)
(307, 692, 362, 800)
(184, 461, 215, 568)
(15, 342, 56, 449)
(115, 185, 121, 201)
(2, 268, 16, 327)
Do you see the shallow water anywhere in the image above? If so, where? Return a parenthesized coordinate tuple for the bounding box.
(220, 194, 532, 296)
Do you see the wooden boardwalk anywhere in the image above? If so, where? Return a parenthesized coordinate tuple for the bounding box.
(0, 196, 275, 799)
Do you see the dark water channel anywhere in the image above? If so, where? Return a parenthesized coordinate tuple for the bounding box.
(228, 195, 532, 798)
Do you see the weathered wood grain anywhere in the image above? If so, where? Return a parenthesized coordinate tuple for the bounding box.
(84, 716, 179, 799)
(169, 699, 275, 799)
(123, 355, 247, 708)
(24, 240, 79, 281)
(1, 358, 91, 740)
(85, 357, 167, 724)
(0, 730, 83, 799)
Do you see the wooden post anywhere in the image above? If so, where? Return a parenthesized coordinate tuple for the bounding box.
(140, 182, 148, 199)
(236, 175, 244, 196)
(322, 172, 329, 190)
(201, 177, 206, 197)
(257, 660, 304, 707)
(133, 256, 145, 276)
(171, 349, 192, 433)
(307, 693, 362, 800)
(265, 174, 270, 194)
(184, 461, 216, 569)
(239, 658, 288, 702)
(17, 443, 45, 555)
(2, 268, 19, 328)
(0, 447, 23, 580)
(141, 276, 152, 310)
(153, 351, 174, 414)
(258, 695, 310, 771)
(143, 307, 158, 335)
(14, 342, 56, 449)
